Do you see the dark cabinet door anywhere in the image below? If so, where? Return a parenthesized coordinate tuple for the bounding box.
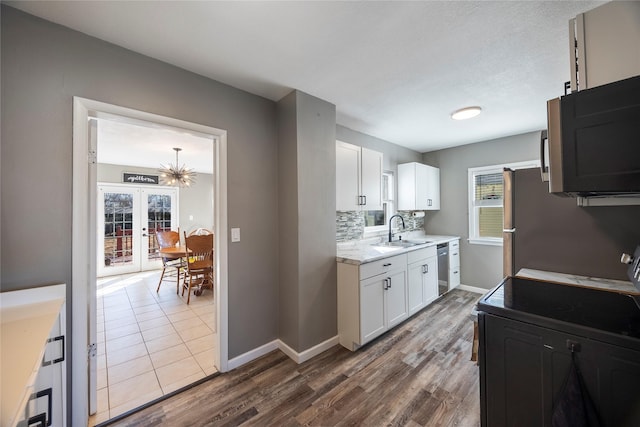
(594, 341, 640, 426)
(480, 313, 640, 427)
(482, 313, 547, 427)
(559, 75, 640, 195)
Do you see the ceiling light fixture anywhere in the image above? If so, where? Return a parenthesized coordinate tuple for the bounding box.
(451, 106, 482, 120)
(159, 147, 196, 187)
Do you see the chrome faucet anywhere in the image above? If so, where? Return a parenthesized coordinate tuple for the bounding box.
(388, 214, 405, 242)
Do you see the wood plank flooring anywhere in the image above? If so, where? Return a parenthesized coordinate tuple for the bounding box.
(106, 289, 481, 427)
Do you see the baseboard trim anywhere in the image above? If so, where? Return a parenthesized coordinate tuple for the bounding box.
(278, 335, 340, 364)
(227, 340, 279, 371)
(457, 284, 488, 295)
(226, 335, 340, 370)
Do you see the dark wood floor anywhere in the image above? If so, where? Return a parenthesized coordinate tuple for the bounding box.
(108, 289, 481, 427)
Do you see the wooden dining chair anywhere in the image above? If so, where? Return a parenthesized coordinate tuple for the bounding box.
(155, 230, 186, 294)
(182, 232, 214, 304)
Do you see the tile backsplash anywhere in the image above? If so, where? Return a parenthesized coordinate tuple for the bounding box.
(336, 210, 425, 242)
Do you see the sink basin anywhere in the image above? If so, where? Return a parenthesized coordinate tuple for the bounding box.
(376, 241, 419, 248)
(371, 245, 403, 254)
(404, 239, 434, 245)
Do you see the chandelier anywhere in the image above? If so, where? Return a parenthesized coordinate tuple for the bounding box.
(159, 147, 196, 187)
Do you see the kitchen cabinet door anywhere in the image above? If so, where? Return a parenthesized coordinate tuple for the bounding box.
(408, 255, 438, 315)
(384, 269, 408, 329)
(336, 141, 361, 211)
(425, 165, 440, 210)
(360, 275, 386, 344)
(423, 256, 438, 305)
(407, 262, 425, 316)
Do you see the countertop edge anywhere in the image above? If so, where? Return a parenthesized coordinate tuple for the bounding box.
(337, 235, 460, 265)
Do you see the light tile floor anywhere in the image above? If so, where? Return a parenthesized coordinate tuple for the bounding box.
(90, 270, 217, 425)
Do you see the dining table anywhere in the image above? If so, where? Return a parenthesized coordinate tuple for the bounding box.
(159, 246, 212, 296)
(159, 246, 189, 259)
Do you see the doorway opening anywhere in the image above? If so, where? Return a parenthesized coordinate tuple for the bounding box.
(72, 97, 228, 427)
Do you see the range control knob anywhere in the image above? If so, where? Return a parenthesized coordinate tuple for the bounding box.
(621, 253, 635, 265)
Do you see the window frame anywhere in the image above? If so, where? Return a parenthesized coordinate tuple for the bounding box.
(468, 160, 540, 246)
(364, 170, 394, 234)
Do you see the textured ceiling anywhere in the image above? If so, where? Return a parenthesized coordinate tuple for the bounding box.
(7, 0, 606, 153)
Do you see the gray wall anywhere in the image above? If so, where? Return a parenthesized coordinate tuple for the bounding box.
(422, 131, 540, 289)
(1, 5, 279, 362)
(97, 163, 215, 234)
(337, 125, 423, 173)
(278, 91, 337, 352)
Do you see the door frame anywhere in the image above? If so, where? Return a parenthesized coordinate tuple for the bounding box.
(72, 97, 229, 426)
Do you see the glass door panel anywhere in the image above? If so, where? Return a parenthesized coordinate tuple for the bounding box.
(97, 186, 140, 277)
(141, 188, 178, 271)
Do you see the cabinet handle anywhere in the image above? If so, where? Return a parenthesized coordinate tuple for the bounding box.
(428, 199, 432, 206)
(452, 252, 458, 256)
(383, 278, 388, 290)
(363, 195, 367, 206)
(422, 265, 428, 274)
(42, 335, 65, 366)
(27, 387, 52, 427)
(387, 277, 392, 289)
(383, 263, 392, 267)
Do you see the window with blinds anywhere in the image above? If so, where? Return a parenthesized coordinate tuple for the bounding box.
(474, 172, 504, 238)
(468, 160, 539, 246)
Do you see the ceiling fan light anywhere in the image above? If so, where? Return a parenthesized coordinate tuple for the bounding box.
(451, 106, 482, 120)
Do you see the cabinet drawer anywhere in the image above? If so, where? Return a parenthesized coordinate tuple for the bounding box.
(449, 241, 460, 268)
(360, 254, 407, 280)
(407, 246, 437, 264)
(450, 267, 461, 288)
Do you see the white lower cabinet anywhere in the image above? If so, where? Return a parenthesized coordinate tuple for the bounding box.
(360, 268, 407, 343)
(1, 284, 66, 427)
(407, 246, 438, 316)
(338, 254, 408, 351)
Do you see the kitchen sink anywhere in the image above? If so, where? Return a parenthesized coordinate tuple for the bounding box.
(375, 241, 419, 248)
(404, 239, 434, 245)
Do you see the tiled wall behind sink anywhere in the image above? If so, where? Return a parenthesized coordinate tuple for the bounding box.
(336, 211, 365, 241)
(336, 211, 425, 242)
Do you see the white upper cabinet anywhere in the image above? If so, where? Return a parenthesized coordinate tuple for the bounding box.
(336, 141, 383, 211)
(570, 1, 640, 91)
(398, 162, 440, 210)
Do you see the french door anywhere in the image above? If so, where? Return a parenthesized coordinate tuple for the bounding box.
(97, 184, 178, 277)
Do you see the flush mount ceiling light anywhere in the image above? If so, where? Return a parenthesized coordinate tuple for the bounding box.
(451, 106, 482, 120)
(159, 147, 196, 187)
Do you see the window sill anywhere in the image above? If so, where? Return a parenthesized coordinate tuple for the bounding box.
(468, 238, 503, 247)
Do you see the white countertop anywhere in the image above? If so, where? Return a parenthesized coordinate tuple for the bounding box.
(516, 268, 640, 295)
(1, 284, 65, 427)
(337, 234, 459, 265)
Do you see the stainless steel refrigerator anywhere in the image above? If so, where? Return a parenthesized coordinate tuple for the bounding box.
(502, 167, 640, 281)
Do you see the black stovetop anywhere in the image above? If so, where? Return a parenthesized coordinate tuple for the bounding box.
(478, 276, 640, 339)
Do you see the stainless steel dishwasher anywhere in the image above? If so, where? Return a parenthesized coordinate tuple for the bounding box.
(437, 243, 449, 295)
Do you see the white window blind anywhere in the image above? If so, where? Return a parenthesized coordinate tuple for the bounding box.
(468, 160, 539, 246)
